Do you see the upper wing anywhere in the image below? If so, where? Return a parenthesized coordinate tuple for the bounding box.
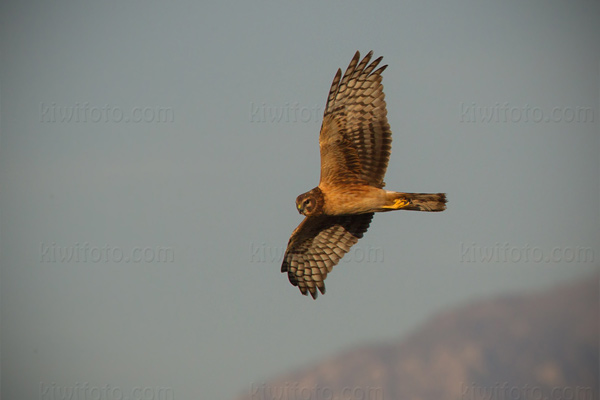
(281, 213, 373, 299)
(319, 51, 392, 189)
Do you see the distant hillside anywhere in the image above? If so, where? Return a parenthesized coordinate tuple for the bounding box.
(235, 276, 598, 400)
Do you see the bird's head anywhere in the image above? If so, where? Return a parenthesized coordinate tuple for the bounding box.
(295, 187, 324, 216)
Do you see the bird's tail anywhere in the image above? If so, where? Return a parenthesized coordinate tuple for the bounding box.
(382, 192, 447, 212)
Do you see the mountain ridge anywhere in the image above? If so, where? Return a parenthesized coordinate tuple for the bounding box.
(235, 275, 599, 400)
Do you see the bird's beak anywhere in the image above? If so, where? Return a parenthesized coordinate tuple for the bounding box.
(296, 203, 304, 214)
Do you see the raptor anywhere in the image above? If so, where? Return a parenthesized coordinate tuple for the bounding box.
(281, 51, 447, 299)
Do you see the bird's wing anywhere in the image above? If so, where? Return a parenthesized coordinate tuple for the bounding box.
(281, 213, 373, 299)
(319, 51, 392, 189)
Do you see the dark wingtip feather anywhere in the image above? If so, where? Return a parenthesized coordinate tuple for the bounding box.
(374, 64, 388, 75)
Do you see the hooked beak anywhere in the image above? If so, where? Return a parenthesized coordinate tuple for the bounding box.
(296, 202, 304, 215)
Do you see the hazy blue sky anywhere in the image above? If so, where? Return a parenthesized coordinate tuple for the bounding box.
(1, 1, 598, 399)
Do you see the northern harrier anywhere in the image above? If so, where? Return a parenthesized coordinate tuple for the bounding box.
(281, 51, 447, 299)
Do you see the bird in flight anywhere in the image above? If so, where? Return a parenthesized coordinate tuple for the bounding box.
(281, 51, 447, 299)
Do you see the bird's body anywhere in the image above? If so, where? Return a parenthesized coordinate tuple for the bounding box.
(311, 184, 446, 215)
(281, 51, 447, 299)
(320, 184, 387, 215)
(299, 184, 386, 216)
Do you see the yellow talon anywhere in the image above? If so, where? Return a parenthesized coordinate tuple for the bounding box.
(383, 198, 410, 209)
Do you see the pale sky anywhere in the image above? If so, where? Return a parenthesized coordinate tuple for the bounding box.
(1, 1, 598, 399)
